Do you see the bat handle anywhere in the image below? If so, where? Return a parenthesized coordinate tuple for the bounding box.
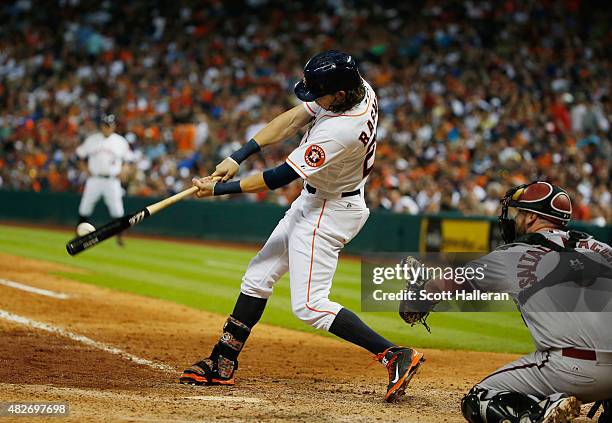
(146, 186, 199, 215)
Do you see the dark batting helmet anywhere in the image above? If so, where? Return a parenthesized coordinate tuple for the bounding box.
(294, 50, 362, 102)
(101, 113, 116, 125)
(498, 181, 573, 243)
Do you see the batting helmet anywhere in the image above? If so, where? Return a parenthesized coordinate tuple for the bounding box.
(101, 113, 116, 125)
(498, 181, 573, 243)
(294, 50, 362, 102)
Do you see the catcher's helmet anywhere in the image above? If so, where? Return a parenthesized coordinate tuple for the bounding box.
(498, 181, 572, 243)
(294, 50, 362, 102)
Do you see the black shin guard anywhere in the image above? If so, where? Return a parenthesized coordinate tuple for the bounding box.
(329, 308, 394, 355)
(208, 316, 251, 380)
(207, 294, 267, 380)
(216, 316, 251, 362)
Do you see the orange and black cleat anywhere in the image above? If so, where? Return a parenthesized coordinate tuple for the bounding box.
(377, 346, 425, 402)
(180, 354, 237, 386)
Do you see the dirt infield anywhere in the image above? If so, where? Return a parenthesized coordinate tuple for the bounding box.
(0, 252, 588, 422)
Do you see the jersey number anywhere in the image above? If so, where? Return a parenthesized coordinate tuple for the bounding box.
(363, 135, 376, 178)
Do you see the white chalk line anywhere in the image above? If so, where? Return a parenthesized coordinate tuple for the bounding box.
(0, 309, 175, 373)
(0, 384, 266, 408)
(0, 278, 70, 299)
(184, 396, 265, 403)
(119, 419, 210, 423)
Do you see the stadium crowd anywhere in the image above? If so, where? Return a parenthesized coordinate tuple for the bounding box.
(0, 0, 610, 225)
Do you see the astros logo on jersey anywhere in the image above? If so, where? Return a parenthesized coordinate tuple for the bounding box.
(304, 145, 325, 167)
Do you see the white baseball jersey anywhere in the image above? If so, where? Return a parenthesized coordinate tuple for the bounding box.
(239, 79, 378, 333)
(286, 80, 378, 194)
(76, 132, 132, 177)
(77, 131, 132, 219)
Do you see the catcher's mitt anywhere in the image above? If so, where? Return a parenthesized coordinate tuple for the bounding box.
(398, 256, 434, 333)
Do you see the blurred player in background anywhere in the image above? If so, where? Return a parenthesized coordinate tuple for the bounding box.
(75, 114, 133, 245)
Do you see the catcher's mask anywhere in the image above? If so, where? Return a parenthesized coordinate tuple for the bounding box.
(498, 181, 572, 243)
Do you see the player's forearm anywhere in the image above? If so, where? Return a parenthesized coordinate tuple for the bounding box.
(238, 173, 269, 193)
(253, 104, 311, 147)
(210, 173, 269, 196)
(212, 163, 300, 195)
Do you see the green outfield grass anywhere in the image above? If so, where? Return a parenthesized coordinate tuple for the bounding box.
(0, 224, 533, 353)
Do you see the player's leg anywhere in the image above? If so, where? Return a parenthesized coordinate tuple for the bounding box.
(180, 198, 300, 386)
(238, 197, 302, 301)
(287, 197, 424, 402)
(477, 348, 612, 401)
(102, 178, 125, 218)
(77, 178, 102, 227)
(461, 351, 582, 422)
(102, 178, 126, 246)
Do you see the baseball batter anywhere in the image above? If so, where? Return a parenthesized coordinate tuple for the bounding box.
(76, 114, 132, 244)
(180, 51, 425, 402)
(403, 182, 612, 422)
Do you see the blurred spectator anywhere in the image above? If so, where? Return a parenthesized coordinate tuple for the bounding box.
(0, 0, 610, 224)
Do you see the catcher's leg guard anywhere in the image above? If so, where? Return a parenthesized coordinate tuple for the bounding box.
(461, 387, 581, 423)
(461, 387, 544, 423)
(180, 316, 251, 386)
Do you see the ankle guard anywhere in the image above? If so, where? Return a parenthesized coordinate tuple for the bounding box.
(208, 344, 237, 380)
(206, 316, 251, 380)
(217, 316, 251, 361)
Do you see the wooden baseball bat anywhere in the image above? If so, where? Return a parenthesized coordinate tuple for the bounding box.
(66, 186, 199, 256)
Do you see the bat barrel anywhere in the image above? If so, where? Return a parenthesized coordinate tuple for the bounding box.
(65, 185, 195, 256)
(66, 233, 101, 255)
(66, 215, 132, 255)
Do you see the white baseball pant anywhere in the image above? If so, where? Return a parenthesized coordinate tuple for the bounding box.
(241, 189, 369, 330)
(78, 176, 124, 218)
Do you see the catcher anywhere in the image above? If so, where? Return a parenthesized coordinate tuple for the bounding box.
(400, 181, 612, 423)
